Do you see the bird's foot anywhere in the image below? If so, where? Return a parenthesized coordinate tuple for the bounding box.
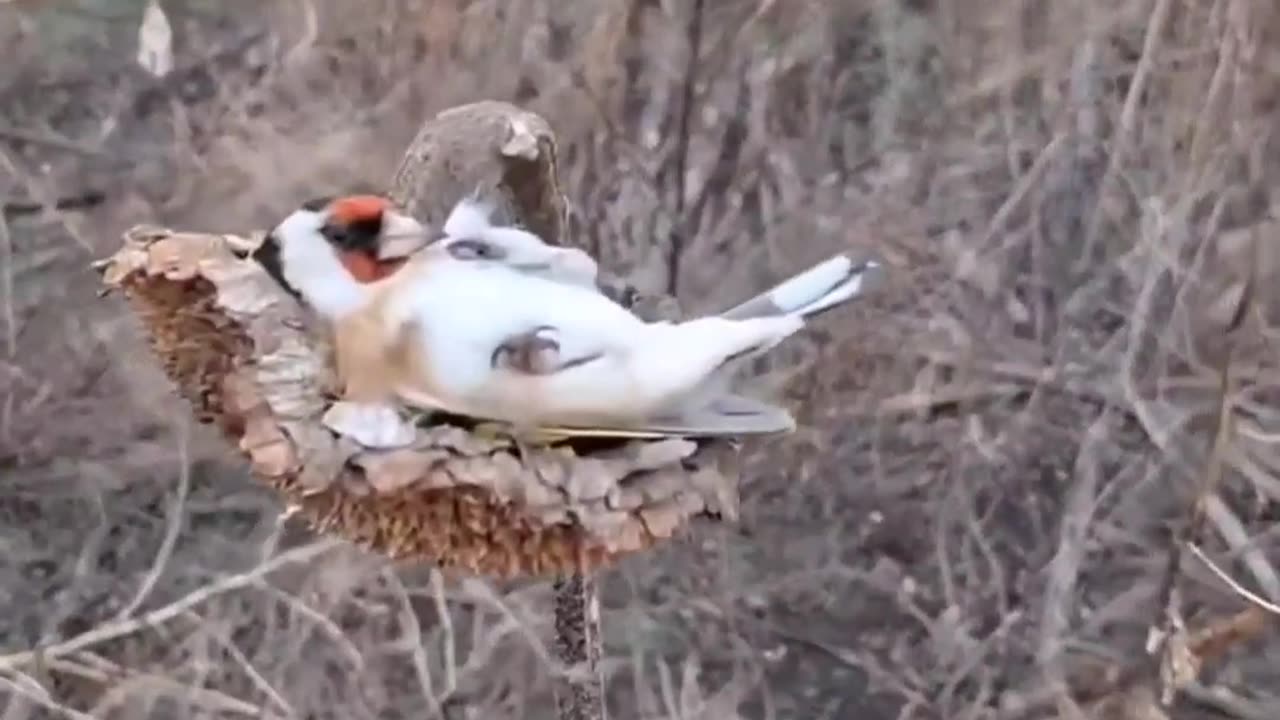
(491, 325, 563, 375)
(322, 401, 417, 449)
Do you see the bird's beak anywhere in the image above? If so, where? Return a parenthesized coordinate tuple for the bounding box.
(377, 211, 432, 261)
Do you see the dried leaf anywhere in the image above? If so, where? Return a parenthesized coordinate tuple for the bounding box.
(354, 448, 452, 494)
(638, 500, 688, 540)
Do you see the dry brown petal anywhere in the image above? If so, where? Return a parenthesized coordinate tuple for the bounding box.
(566, 439, 699, 502)
(293, 435, 355, 494)
(609, 519, 650, 554)
(239, 416, 296, 478)
(608, 470, 687, 512)
(144, 232, 232, 280)
(638, 499, 688, 541)
(577, 508, 634, 540)
(354, 448, 450, 494)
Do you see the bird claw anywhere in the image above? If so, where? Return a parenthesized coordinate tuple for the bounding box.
(491, 326, 563, 375)
(322, 401, 417, 449)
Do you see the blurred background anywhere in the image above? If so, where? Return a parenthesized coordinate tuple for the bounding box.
(2, 0, 1279, 718)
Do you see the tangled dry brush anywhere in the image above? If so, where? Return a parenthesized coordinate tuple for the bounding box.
(2, 1, 1279, 718)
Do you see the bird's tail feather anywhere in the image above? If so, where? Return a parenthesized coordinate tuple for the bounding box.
(719, 254, 882, 322)
(507, 394, 796, 441)
(790, 258, 880, 320)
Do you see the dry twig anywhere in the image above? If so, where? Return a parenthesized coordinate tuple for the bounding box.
(0, 539, 342, 673)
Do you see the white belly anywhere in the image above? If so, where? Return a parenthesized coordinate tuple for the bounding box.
(394, 261, 647, 406)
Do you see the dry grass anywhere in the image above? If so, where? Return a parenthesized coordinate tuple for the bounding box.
(2, 0, 1279, 718)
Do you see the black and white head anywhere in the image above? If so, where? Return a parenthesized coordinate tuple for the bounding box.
(252, 195, 429, 319)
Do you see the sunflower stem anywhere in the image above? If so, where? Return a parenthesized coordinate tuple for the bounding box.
(552, 572, 605, 720)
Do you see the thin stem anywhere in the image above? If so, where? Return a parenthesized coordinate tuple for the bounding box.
(551, 572, 605, 720)
(667, 0, 706, 298)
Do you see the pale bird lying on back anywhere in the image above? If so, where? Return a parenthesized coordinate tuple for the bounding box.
(252, 195, 881, 447)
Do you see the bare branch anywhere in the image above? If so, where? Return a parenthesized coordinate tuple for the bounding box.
(0, 540, 342, 672)
(1186, 543, 1280, 616)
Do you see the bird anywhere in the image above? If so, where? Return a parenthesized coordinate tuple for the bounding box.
(384, 198, 877, 408)
(253, 194, 881, 447)
(251, 193, 613, 446)
(252, 193, 608, 385)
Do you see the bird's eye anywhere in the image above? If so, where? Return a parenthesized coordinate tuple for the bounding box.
(322, 223, 352, 247)
(447, 238, 505, 261)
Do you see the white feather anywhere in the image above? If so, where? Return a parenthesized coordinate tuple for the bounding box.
(273, 209, 368, 318)
(442, 198, 497, 238)
(790, 259, 879, 317)
(766, 255, 854, 313)
(388, 257, 802, 426)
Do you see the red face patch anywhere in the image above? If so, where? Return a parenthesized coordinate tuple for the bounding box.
(338, 250, 407, 283)
(328, 195, 390, 226)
